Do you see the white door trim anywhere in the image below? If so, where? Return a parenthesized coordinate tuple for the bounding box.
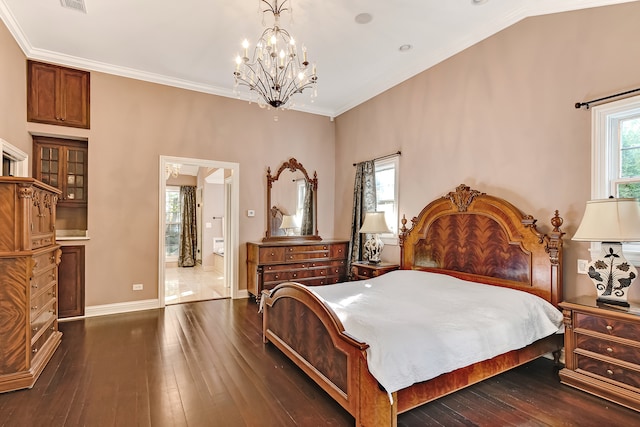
(158, 155, 240, 307)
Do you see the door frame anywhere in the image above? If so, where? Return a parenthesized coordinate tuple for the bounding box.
(158, 155, 240, 306)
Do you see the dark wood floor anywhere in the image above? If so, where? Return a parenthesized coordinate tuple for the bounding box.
(1, 298, 639, 427)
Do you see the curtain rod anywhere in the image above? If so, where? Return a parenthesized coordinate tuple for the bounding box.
(353, 150, 401, 166)
(575, 87, 640, 110)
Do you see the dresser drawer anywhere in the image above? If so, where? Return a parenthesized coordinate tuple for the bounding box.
(31, 308, 56, 341)
(259, 247, 286, 263)
(330, 243, 348, 258)
(264, 267, 318, 283)
(283, 245, 330, 261)
(30, 288, 56, 319)
(577, 354, 640, 389)
(31, 265, 57, 294)
(575, 312, 640, 341)
(32, 249, 58, 276)
(31, 318, 56, 358)
(576, 334, 640, 365)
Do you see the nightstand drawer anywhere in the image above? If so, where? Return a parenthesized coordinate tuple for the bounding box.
(576, 334, 640, 365)
(576, 313, 640, 341)
(576, 354, 640, 389)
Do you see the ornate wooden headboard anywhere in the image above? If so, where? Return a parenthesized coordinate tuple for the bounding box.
(399, 184, 565, 306)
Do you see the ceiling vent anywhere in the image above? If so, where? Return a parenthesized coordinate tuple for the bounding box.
(60, 0, 87, 13)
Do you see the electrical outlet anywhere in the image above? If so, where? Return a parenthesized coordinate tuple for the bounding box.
(577, 259, 589, 275)
(247, 209, 255, 217)
(132, 283, 143, 291)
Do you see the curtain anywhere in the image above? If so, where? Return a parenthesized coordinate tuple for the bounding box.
(300, 180, 314, 235)
(178, 185, 197, 267)
(348, 161, 376, 273)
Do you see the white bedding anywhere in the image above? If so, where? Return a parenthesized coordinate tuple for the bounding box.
(308, 269, 563, 395)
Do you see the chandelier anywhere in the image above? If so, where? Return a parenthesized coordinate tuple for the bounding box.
(234, 0, 317, 109)
(165, 163, 181, 180)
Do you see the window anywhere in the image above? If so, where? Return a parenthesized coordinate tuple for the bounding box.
(165, 186, 181, 260)
(374, 156, 399, 242)
(592, 94, 640, 264)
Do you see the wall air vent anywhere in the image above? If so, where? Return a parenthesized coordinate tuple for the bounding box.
(60, 0, 87, 13)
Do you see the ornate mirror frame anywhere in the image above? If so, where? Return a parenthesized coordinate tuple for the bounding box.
(264, 158, 321, 242)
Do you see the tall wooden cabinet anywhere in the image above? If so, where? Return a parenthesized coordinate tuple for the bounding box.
(0, 177, 62, 393)
(27, 60, 90, 129)
(247, 240, 349, 302)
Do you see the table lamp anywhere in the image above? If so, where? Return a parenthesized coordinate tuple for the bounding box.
(573, 198, 640, 307)
(280, 215, 298, 236)
(359, 211, 391, 264)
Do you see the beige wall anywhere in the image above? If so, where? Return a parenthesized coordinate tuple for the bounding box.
(334, 2, 640, 302)
(2, 2, 640, 307)
(0, 19, 336, 306)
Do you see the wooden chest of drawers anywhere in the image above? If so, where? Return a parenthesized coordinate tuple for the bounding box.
(559, 298, 640, 412)
(247, 240, 349, 301)
(0, 177, 62, 393)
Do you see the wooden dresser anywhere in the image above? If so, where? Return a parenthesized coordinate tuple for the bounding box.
(559, 297, 640, 412)
(0, 177, 62, 393)
(247, 240, 349, 301)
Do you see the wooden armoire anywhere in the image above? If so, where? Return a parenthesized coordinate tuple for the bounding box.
(0, 177, 62, 393)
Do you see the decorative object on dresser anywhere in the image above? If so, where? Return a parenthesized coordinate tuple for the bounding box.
(262, 184, 565, 426)
(0, 177, 63, 393)
(573, 198, 640, 307)
(27, 60, 90, 129)
(359, 211, 391, 264)
(264, 158, 319, 241)
(559, 297, 640, 412)
(350, 261, 399, 281)
(247, 240, 348, 302)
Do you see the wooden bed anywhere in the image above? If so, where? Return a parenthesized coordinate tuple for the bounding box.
(261, 184, 565, 426)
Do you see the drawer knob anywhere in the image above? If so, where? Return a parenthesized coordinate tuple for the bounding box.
(32, 326, 39, 332)
(606, 347, 613, 353)
(32, 348, 38, 354)
(31, 305, 38, 310)
(607, 369, 614, 376)
(270, 252, 275, 256)
(292, 273, 297, 278)
(32, 284, 39, 289)
(606, 325, 613, 331)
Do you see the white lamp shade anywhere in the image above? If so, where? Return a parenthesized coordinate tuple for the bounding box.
(359, 211, 391, 234)
(280, 215, 298, 229)
(573, 198, 640, 242)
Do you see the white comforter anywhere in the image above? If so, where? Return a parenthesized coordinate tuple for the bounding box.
(308, 269, 563, 395)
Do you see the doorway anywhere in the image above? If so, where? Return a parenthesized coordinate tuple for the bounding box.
(158, 156, 239, 307)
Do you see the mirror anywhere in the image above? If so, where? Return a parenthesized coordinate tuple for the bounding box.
(264, 158, 321, 241)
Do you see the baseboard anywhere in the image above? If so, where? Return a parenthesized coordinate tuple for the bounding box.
(84, 299, 161, 318)
(61, 292, 250, 321)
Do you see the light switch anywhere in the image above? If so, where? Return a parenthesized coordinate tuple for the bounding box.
(247, 210, 255, 217)
(205, 222, 212, 228)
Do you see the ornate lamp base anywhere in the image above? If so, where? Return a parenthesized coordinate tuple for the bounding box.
(587, 242, 637, 308)
(363, 234, 384, 265)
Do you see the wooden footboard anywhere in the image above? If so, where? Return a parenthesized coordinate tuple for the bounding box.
(262, 282, 563, 427)
(262, 282, 397, 427)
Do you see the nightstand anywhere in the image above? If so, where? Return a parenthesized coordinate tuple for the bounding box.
(351, 261, 399, 280)
(559, 297, 640, 412)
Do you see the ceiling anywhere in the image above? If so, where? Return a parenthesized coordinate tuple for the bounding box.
(0, 0, 635, 117)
